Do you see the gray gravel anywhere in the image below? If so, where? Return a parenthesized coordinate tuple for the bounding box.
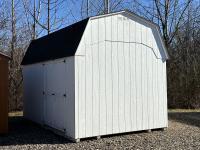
(0, 111, 199, 150)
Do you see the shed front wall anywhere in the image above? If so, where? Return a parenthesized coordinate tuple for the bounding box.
(23, 57, 76, 138)
(0, 56, 8, 134)
(75, 14, 168, 139)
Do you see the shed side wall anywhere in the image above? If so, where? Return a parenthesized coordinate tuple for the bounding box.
(75, 14, 168, 139)
(23, 63, 44, 124)
(23, 57, 75, 138)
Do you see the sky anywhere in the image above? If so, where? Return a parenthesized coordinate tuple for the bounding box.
(4, 0, 199, 39)
(29, 0, 144, 33)
(1, 0, 141, 50)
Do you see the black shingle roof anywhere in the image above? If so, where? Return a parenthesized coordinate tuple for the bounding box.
(21, 18, 89, 65)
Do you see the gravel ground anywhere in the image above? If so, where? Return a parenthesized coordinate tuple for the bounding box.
(0, 111, 199, 150)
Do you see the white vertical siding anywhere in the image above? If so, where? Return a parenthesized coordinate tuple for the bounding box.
(64, 57, 76, 138)
(129, 19, 137, 131)
(44, 60, 67, 131)
(98, 18, 107, 136)
(85, 36, 93, 137)
(91, 19, 100, 136)
(111, 15, 119, 134)
(105, 16, 113, 134)
(146, 27, 154, 129)
(117, 16, 126, 132)
(75, 13, 168, 139)
(23, 57, 76, 139)
(135, 21, 143, 130)
(75, 56, 86, 138)
(164, 63, 168, 127)
(124, 17, 131, 132)
(23, 64, 44, 124)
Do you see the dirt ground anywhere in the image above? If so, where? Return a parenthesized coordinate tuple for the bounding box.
(0, 110, 199, 150)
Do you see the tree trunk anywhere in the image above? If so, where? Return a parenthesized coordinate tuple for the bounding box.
(47, 0, 50, 34)
(104, 0, 109, 14)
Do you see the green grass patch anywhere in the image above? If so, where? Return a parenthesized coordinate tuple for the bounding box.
(168, 109, 200, 112)
(9, 111, 23, 117)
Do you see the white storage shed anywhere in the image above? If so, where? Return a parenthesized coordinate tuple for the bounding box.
(22, 10, 169, 142)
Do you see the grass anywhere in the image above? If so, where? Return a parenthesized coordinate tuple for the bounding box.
(8, 109, 200, 118)
(168, 109, 200, 112)
(9, 111, 23, 117)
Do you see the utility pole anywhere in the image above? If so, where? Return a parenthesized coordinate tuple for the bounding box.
(11, 0, 16, 55)
(11, 0, 17, 110)
(47, 0, 50, 34)
(104, 0, 109, 14)
(33, 0, 36, 39)
(185, 1, 191, 104)
(87, 0, 89, 17)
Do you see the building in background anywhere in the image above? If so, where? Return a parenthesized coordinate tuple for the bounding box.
(0, 52, 10, 134)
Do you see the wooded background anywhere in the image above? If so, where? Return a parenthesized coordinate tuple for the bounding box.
(0, 0, 199, 111)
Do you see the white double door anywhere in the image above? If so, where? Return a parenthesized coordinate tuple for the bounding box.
(43, 61, 67, 131)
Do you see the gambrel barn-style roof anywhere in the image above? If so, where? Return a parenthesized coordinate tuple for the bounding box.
(22, 10, 168, 66)
(21, 18, 89, 65)
(22, 10, 169, 141)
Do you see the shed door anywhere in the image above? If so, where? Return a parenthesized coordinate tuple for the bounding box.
(44, 61, 67, 131)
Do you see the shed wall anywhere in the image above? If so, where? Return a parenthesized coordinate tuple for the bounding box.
(23, 57, 76, 138)
(75, 14, 168, 139)
(0, 56, 8, 134)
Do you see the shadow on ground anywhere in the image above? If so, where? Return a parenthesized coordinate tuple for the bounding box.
(168, 112, 200, 128)
(0, 112, 199, 146)
(0, 116, 72, 146)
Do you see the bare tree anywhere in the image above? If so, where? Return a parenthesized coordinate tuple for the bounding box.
(33, 0, 36, 39)
(22, 0, 43, 39)
(11, 0, 16, 56)
(132, 0, 192, 48)
(23, 0, 67, 36)
(0, 1, 9, 52)
(47, 0, 50, 34)
(128, 0, 200, 108)
(167, 1, 200, 108)
(104, 0, 110, 13)
(1, 0, 199, 110)
(81, 0, 125, 18)
(4, 0, 24, 110)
